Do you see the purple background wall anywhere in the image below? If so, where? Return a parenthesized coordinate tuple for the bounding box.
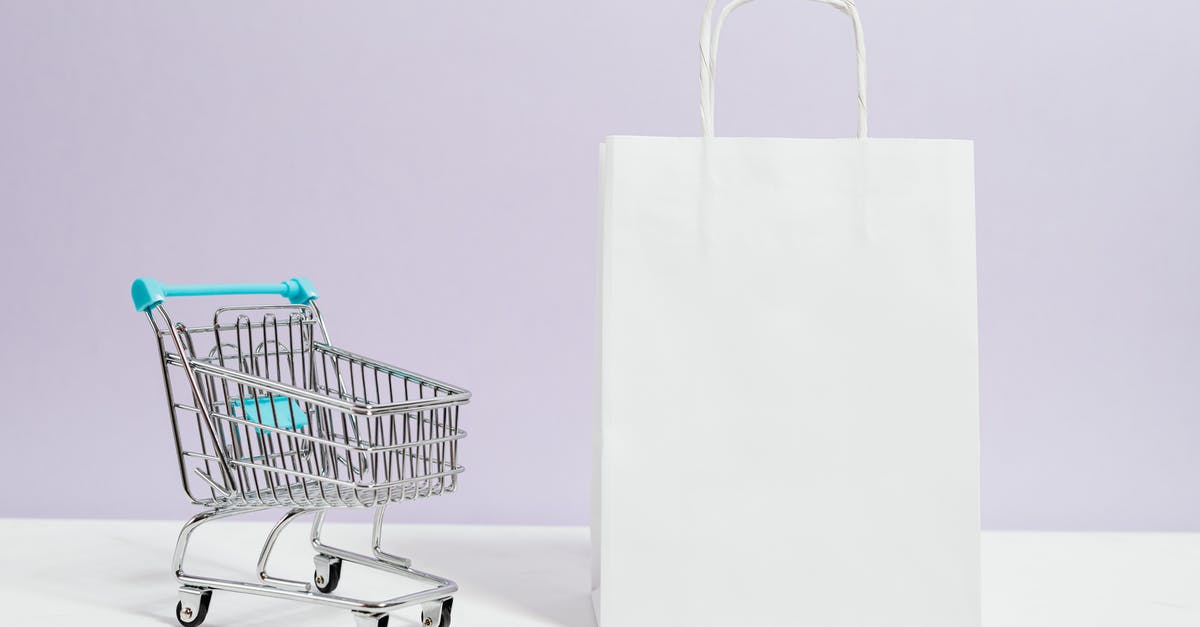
(0, 1, 1196, 530)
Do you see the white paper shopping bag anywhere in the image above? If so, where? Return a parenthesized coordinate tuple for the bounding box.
(593, 1, 980, 625)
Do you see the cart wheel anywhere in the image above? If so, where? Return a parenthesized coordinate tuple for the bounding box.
(421, 598, 453, 627)
(175, 589, 211, 626)
(314, 555, 343, 593)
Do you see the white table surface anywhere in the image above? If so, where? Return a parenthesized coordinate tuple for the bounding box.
(1, 518, 1197, 626)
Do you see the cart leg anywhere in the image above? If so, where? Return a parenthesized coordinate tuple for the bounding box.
(256, 508, 311, 591)
(310, 506, 413, 568)
(174, 506, 268, 579)
(310, 510, 346, 594)
(371, 504, 413, 567)
(311, 509, 333, 560)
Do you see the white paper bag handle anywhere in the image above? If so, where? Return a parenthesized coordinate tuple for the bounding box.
(700, 0, 868, 138)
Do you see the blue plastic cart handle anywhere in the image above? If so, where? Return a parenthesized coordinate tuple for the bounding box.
(131, 277, 318, 312)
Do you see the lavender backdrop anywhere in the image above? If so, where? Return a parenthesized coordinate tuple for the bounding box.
(0, 1, 1197, 530)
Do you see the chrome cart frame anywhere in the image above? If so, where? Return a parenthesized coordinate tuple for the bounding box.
(133, 278, 471, 627)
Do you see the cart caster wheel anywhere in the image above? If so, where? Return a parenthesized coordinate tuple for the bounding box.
(175, 589, 211, 626)
(351, 611, 390, 627)
(421, 598, 453, 627)
(314, 555, 343, 593)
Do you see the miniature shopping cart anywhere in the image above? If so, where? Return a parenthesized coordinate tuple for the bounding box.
(132, 277, 470, 627)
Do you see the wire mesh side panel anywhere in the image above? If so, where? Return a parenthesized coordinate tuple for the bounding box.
(158, 305, 464, 508)
(310, 345, 463, 506)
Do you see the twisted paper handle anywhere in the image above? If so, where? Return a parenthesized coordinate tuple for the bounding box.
(700, 0, 868, 138)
